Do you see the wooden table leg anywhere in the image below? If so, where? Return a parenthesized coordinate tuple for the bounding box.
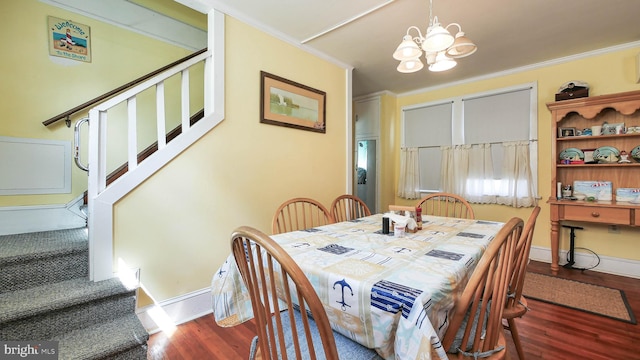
(550, 219, 560, 275)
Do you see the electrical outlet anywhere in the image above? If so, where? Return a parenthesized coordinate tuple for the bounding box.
(608, 225, 620, 234)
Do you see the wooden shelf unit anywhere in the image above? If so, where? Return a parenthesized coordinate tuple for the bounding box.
(547, 90, 640, 274)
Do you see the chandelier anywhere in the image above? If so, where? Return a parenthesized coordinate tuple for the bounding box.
(392, 0, 476, 73)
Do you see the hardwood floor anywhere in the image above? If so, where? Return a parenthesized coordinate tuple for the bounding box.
(147, 260, 640, 359)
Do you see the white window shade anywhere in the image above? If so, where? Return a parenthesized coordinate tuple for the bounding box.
(403, 102, 452, 148)
(418, 147, 442, 191)
(463, 88, 533, 144)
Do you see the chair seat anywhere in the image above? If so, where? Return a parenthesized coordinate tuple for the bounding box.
(250, 309, 382, 360)
(502, 296, 528, 320)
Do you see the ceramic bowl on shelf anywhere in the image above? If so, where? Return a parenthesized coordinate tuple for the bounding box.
(631, 145, 640, 162)
(593, 146, 620, 163)
(558, 148, 584, 162)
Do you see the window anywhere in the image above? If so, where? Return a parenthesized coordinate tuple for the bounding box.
(401, 83, 538, 206)
(403, 101, 453, 190)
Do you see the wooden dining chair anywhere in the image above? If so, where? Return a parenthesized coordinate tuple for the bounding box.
(272, 197, 334, 234)
(330, 194, 371, 222)
(415, 193, 475, 219)
(231, 226, 382, 360)
(441, 217, 523, 360)
(502, 206, 541, 360)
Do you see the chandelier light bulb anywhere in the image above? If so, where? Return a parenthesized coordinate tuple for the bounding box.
(393, 35, 422, 61)
(421, 18, 454, 53)
(397, 58, 424, 73)
(428, 52, 456, 72)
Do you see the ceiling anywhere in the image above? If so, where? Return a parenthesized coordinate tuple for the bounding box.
(188, 0, 640, 98)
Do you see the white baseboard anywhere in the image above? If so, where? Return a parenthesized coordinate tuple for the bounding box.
(0, 196, 87, 235)
(136, 287, 213, 334)
(529, 245, 640, 279)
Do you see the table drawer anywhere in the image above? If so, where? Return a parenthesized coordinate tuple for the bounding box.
(564, 206, 631, 225)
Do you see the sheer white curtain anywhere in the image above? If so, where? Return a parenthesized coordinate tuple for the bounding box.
(441, 142, 536, 207)
(496, 141, 536, 207)
(465, 143, 496, 203)
(397, 147, 421, 199)
(440, 145, 470, 195)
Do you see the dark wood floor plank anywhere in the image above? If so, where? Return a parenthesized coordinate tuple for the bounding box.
(148, 260, 640, 359)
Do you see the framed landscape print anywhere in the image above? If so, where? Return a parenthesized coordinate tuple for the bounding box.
(260, 71, 326, 133)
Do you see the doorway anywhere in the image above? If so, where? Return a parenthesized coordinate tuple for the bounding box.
(356, 139, 377, 213)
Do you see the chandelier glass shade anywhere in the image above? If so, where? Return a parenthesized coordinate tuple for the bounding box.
(393, 0, 476, 73)
(397, 57, 424, 73)
(428, 51, 456, 72)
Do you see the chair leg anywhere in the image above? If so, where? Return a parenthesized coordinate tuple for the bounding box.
(507, 318, 525, 360)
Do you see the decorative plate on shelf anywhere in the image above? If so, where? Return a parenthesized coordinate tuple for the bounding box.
(631, 145, 640, 162)
(593, 146, 620, 163)
(558, 148, 584, 161)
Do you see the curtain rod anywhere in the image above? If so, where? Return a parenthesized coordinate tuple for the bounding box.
(406, 139, 538, 149)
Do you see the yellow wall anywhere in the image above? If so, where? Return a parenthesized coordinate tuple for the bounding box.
(379, 93, 398, 210)
(114, 15, 349, 303)
(5, 0, 639, 306)
(387, 47, 640, 263)
(0, 0, 195, 206)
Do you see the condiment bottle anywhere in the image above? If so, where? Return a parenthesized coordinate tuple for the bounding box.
(415, 206, 422, 230)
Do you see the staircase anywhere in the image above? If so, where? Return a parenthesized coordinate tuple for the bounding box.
(0, 227, 149, 359)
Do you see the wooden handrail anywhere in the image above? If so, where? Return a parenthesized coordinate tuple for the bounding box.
(42, 48, 207, 127)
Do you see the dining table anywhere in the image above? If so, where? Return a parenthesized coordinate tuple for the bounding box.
(211, 213, 504, 360)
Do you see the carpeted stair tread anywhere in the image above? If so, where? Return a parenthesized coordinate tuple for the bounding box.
(0, 227, 89, 293)
(1, 226, 149, 358)
(0, 277, 134, 323)
(53, 313, 149, 360)
(0, 227, 88, 263)
(104, 345, 149, 360)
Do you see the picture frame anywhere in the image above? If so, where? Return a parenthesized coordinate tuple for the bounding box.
(260, 71, 326, 133)
(582, 148, 596, 163)
(47, 16, 92, 63)
(602, 122, 624, 135)
(558, 127, 576, 137)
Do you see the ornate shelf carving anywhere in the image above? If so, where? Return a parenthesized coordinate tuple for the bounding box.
(547, 90, 640, 120)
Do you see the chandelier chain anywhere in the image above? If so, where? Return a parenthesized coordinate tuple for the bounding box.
(429, 0, 434, 27)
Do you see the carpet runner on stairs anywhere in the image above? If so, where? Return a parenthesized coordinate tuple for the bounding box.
(0, 227, 149, 359)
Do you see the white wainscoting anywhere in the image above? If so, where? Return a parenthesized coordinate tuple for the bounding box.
(0, 136, 71, 195)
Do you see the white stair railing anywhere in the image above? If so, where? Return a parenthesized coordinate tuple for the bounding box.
(87, 10, 224, 281)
